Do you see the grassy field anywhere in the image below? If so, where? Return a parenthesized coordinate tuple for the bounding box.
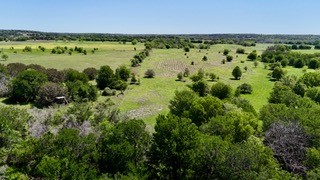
(0, 41, 317, 126)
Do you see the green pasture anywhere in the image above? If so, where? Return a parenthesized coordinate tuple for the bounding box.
(0, 41, 317, 126)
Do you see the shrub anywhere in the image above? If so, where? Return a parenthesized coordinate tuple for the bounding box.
(280, 59, 289, 67)
(189, 80, 209, 97)
(27, 64, 46, 73)
(36, 82, 67, 107)
(247, 51, 257, 60)
(226, 55, 233, 62)
(130, 73, 137, 84)
(184, 47, 190, 52)
(209, 73, 217, 81)
(308, 59, 320, 69)
(102, 87, 116, 96)
(83, 67, 98, 80)
(202, 56, 208, 61)
(237, 83, 253, 94)
(23, 46, 32, 52)
(144, 69, 155, 78)
(272, 67, 285, 81)
(177, 72, 183, 81)
(211, 82, 233, 99)
(183, 68, 190, 77)
(223, 49, 230, 55)
(236, 48, 245, 54)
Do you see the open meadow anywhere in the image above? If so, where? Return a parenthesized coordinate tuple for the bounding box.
(0, 41, 315, 126)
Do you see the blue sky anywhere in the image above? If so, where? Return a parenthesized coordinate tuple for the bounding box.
(0, 0, 319, 34)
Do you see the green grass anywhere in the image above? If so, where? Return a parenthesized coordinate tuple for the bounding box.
(0, 41, 315, 126)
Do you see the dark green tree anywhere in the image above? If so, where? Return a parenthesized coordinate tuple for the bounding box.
(232, 66, 242, 80)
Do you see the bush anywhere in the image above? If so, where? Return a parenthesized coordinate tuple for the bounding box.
(177, 72, 183, 81)
(184, 47, 190, 52)
(36, 82, 67, 107)
(130, 73, 137, 84)
(202, 56, 208, 61)
(272, 67, 285, 81)
(223, 49, 230, 55)
(183, 68, 190, 77)
(308, 59, 320, 69)
(211, 82, 233, 99)
(209, 73, 217, 81)
(189, 80, 209, 97)
(110, 80, 128, 91)
(83, 67, 98, 80)
(102, 87, 116, 96)
(236, 48, 245, 54)
(237, 83, 253, 94)
(144, 69, 155, 78)
(247, 51, 257, 60)
(226, 55, 233, 62)
(280, 59, 289, 67)
(23, 46, 32, 52)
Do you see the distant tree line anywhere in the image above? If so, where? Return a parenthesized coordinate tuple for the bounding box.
(3, 30, 320, 46)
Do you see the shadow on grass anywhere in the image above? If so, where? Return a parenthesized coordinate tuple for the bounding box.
(229, 78, 241, 80)
(1, 98, 29, 105)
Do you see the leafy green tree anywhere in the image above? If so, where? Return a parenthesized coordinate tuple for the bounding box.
(189, 96, 224, 126)
(115, 65, 131, 81)
(83, 67, 98, 80)
(66, 80, 98, 101)
(232, 66, 242, 80)
(272, 67, 285, 81)
(96, 65, 115, 90)
(202, 111, 262, 142)
(237, 83, 253, 94)
(65, 69, 89, 83)
(308, 59, 320, 69)
(189, 80, 209, 97)
(281, 59, 289, 67)
(247, 50, 257, 60)
(299, 71, 320, 87)
(99, 119, 151, 175)
(0, 106, 29, 149)
(148, 115, 199, 179)
(10, 69, 48, 103)
(169, 90, 197, 117)
(211, 82, 233, 99)
(132, 39, 138, 45)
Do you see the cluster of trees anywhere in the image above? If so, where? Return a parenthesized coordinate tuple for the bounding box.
(51, 46, 92, 55)
(262, 45, 320, 69)
(292, 44, 312, 50)
(0, 63, 133, 107)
